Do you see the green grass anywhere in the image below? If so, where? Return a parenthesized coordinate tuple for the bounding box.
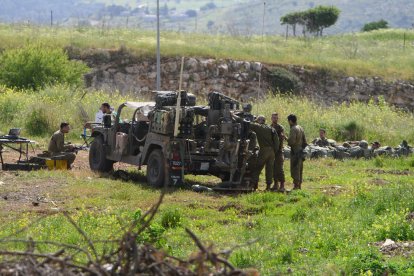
(1, 157, 414, 275)
(1, 86, 413, 146)
(0, 24, 413, 79)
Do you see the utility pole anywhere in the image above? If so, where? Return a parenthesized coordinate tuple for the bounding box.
(261, 2, 266, 40)
(156, 0, 161, 90)
(50, 10, 53, 27)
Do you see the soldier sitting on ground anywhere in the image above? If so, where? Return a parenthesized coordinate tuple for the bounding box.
(312, 129, 331, 147)
(48, 122, 76, 169)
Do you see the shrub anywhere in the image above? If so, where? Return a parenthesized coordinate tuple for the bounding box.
(25, 108, 52, 136)
(0, 44, 89, 90)
(409, 157, 414, 168)
(348, 251, 397, 275)
(267, 67, 301, 93)
(362, 20, 389, 32)
(161, 209, 182, 229)
(291, 208, 307, 222)
(335, 121, 365, 141)
(0, 95, 20, 124)
(374, 157, 384, 168)
(372, 210, 414, 241)
(280, 248, 294, 264)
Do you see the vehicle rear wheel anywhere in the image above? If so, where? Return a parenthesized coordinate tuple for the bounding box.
(89, 136, 114, 172)
(146, 149, 166, 188)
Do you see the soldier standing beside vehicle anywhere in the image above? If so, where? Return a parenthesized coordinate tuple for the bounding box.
(287, 114, 307, 190)
(48, 122, 76, 169)
(271, 113, 286, 192)
(233, 114, 279, 191)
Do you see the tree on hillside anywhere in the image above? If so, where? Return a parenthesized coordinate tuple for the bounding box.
(281, 6, 340, 37)
(362, 20, 389, 32)
(309, 6, 340, 36)
(280, 12, 303, 36)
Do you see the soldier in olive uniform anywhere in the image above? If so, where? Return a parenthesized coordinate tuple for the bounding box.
(312, 129, 330, 147)
(287, 114, 307, 190)
(48, 122, 76, 169)
(271, 113, 286, 192)
(233, 114, 279, 190)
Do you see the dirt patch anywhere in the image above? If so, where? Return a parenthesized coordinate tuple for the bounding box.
(369, 178, 391, 186)
(218, 202, 263, 216)
(321, 185, 343, 196)
(406, 212, 414, 221)
(366, 169, 413, 176)
(374, 240, 414, 258)
(0, 172, 67, 214)
(218, 202, 242, 212)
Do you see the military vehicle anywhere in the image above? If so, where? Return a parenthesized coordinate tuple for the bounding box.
(88, 91, 257, 191)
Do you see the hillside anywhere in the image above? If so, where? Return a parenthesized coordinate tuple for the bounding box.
(0, 24, 413, 80)
(1, 0, 413, 34)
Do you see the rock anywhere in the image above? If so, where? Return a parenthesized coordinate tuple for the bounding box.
(165, 61, 178, 73)
(243, 62, 251, 71)
(346, 77, 355, 84)
(382, 239, 395, 248)
(217, 64, 228, 75)
(125, 66, 139, 74)
(191, 73, 201, 82)
(252, 62, 262, 72)
(185, 58, 198, 71)
(148, 72, 157, 79)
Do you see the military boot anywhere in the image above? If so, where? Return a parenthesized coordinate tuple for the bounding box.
(292, 182, 301, 190)
(271, 182, 279, 191)
(265, 183, 271, 191)
(278, 182, 286, 192)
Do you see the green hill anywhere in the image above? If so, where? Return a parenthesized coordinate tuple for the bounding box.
(0, 24, 413, 79)
(1, 0, 414, 34)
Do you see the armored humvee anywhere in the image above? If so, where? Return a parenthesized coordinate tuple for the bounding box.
(88, 91, 257, 191)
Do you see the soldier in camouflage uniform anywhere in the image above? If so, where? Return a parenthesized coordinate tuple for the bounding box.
(233, 114, 279, 190)
(48, 122, 76, 169)
(287, 114, 307, 190)
(271, 113, 286, 192)
(312, 129, 330, 147)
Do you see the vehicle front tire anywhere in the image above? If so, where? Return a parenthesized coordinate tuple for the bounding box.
(146, 149, 166, 188)
(89, 136, 114, 172)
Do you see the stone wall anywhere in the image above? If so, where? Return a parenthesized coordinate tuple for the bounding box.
(76, 48, 414, 111)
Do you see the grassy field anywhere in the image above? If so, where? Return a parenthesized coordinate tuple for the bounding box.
(1, 86, 413, 146)
(0, 24, 413, 79)
(0, 86, 413, 274)
(1, 153, 414, 275)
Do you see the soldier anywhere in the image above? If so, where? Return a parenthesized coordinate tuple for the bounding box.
(233, 114, 279, 191)
(312, 129, 330, 147)
(287, 114, 307, 190)
(271, 113, 286, 192)
(48, 122, 76, 169)
(96, 103, 117, 123)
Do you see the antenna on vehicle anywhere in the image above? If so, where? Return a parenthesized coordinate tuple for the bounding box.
(174, 57, 185, 137)
(257, 65, 262, 115)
